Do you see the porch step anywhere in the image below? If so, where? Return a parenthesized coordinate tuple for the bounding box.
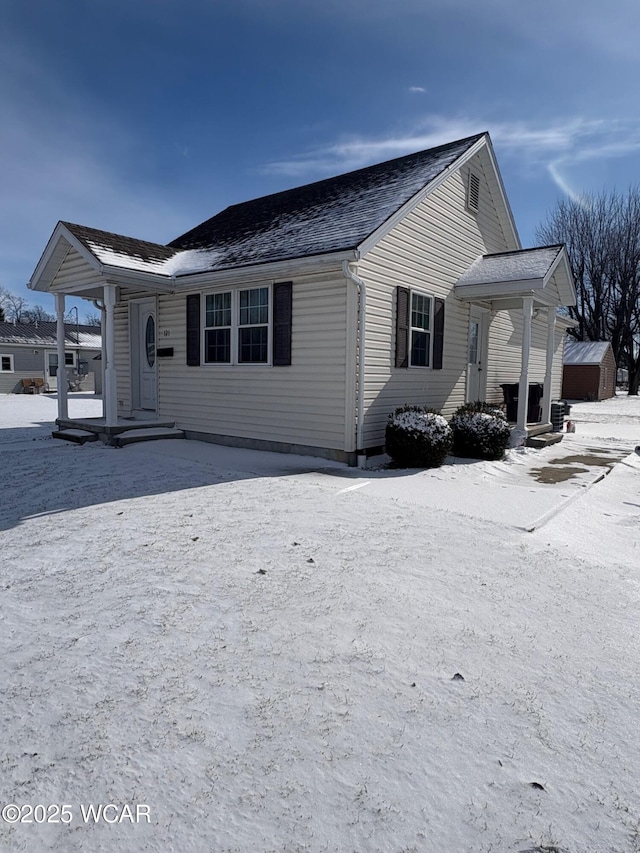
(52, 428, 100, 445)
(113, 427, 185, 447)
(526, 431, 564, 449)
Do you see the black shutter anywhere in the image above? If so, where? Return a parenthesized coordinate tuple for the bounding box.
(433, 297, 445, 370)
(395, 286, 410, 368)
(272, 281, 292, 366)
(186, 294, 201, 366)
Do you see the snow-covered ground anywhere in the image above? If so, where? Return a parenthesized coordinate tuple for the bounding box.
(1, 393, 639, 853)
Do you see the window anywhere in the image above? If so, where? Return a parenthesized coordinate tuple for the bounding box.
(410, 292, 432, 367)
(203, 286, 270, 364)
(1, 354, 14, 372)
(64, 352, 75, 367)
(239, 287, 269, 363)
(204, 292, 231, 363)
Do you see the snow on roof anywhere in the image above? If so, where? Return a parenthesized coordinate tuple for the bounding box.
(457, 245, 563, 287)
(0, 321, 101, 348)
(564, 340, 612, 365)
(64, 134, 485, 278)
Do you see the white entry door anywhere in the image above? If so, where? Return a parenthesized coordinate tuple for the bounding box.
(137, 299, 157, 411)
(467, 307, 489, 402)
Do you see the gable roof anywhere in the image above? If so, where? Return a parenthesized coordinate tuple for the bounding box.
(0, 322, 101, 348)
(168, 134, 486, 270)
(31, 133, 493, 289)
(563, 340, 612, 366)
(455, 244, 576, 307)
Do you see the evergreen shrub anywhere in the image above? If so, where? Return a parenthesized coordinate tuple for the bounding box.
(385, 405, 453, 468)
(450, 401, 511, 460)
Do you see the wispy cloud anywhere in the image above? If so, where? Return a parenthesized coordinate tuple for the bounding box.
(259, 114, 640, 200)
(408, 86, 426, 94)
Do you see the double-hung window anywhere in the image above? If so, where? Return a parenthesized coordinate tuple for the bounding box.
(410, 292, 432, 367)
(204, 292, 232, 363)
(204, 286, 270, 364)
(1, 354, 14, 372)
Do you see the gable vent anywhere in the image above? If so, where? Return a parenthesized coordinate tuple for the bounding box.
(467, 171, 480, 212)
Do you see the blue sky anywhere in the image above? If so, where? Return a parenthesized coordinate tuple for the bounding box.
(2, 0, 640, 319)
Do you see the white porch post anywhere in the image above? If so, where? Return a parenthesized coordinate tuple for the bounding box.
(103, 284, 118, 427)
(541, 307, 556, 424)
(55, 293, 68, 421)
(517, 296, 534, 433)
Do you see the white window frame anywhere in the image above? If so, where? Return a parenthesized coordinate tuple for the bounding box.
(1, 353, 15, 372)
(409, 290, 433, 368)
(202, 284, 272, 366)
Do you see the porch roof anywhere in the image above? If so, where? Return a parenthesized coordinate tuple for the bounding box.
(454, 245, 576, 308)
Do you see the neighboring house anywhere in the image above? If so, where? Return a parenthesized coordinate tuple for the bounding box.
(562, 340, 616, 401)
(28, 132, 576, 464)
(0, 322, 102, 395)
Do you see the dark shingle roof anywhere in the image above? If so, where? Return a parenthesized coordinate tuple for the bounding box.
(63, 222, 177, 266)
(168, 134, 485, 271)
(57, 134, 485, 278)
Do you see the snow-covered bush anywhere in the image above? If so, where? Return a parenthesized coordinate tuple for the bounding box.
(385, 405, 453, 468)
(450, 401, 511, 460)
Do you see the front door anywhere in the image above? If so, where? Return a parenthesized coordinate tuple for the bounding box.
(467, 307, 489, 402)
(134, 299, 157, 411)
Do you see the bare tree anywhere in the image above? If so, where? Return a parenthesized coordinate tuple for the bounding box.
(537, 189, 640, 395)
(22, 304, 56, 323)
(0, 286, 30, 323)
(83, 311, 102, 327)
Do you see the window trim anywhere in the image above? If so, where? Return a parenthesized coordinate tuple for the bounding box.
(409, 290, 433, 368)
(202, 284, 272, 366)
(1, 353, 15, 373)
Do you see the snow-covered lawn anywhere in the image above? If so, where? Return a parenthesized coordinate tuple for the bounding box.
(1, 393, 639, 853)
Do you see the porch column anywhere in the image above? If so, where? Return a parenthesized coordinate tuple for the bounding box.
(55, 293, 68, 421)
(103, 284, 118, 427)
(541, 307, 556, 424)
(516, 296, 534, 432)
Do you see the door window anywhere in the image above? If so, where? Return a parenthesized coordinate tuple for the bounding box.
(145, 316, 156, 367)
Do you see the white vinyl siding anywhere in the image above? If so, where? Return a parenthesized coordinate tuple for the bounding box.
(48, 246, 105, 293)
(154, 272, 350, 451)
(356, 155, 515, 448)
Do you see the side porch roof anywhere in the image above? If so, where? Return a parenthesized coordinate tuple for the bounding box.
(454, 245, 576, 309)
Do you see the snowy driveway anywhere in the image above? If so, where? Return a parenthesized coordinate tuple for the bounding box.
(1, 393, 640, 853)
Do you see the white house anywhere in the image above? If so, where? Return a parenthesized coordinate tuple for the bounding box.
(28, 132, 576, 463)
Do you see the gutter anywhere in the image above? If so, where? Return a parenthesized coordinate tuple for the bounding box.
(342, 260, 367, 468)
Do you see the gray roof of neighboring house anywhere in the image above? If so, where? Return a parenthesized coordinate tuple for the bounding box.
(63, 134, 485, 278)
(564, 340, 613, 366)
(0, 322, 101, 348)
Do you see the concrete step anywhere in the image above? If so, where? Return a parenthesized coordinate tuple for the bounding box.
(526, 431, 564, 448)
(113, 427, 185, 447)
(52, 429, 100, 445)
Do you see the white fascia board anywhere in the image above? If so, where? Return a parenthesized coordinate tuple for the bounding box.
(99, 268, 176, 291)
(356, 135, 490, 259)
(173, 249, 358, 290)
(544, 249, 577, 305)
(455, 278, 544, 301)
(482, 136, 521, 250)
(29, 224, 77, 292)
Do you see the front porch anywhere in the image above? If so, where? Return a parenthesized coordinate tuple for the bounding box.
(53, 416, 184, 447)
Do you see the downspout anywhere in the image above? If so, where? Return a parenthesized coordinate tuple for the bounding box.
(342, 260, 367, 468)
